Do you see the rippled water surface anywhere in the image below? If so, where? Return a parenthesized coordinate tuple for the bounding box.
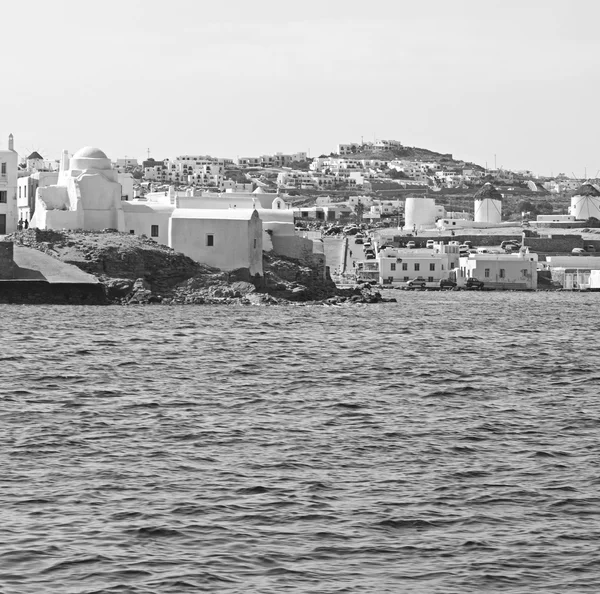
(2, 292, 600, 593)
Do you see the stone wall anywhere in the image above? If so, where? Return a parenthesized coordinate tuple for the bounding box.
(0, 242, 15, 279)
(524, 236, 584, 253)
(0, 281, 107, 304)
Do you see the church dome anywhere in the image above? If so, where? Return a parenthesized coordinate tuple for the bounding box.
(70, 146, 111, 172)
(73, 146, 108, 159)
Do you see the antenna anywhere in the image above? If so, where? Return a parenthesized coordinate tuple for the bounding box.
(147, 148, 151, 159)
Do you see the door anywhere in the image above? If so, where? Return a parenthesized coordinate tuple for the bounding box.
(0, 214, 6, 234)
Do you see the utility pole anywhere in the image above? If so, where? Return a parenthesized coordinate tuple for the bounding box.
(147, 148, 150, 159)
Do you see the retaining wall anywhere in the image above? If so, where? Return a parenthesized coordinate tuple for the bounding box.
(0, 242, 15, 279)
(0, 281, 107, 304)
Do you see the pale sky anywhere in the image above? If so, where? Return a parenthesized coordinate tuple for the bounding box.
(2, 0, 599, 176)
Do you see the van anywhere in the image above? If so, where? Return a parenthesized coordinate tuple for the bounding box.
(477, 247, 490, 254)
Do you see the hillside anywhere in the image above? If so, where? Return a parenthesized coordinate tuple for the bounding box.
(336, 145, 484, 170)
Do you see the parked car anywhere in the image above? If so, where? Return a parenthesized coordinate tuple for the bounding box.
(365, 252, 376, 260)
(426, 240, 435, 249)
(586, 245, 596, 252)
(449, 241, 460, 246)
(407, 276, 427, 288)
(354, 237, 364, 244)
(439, 278, 457, 289)
(406, 241, 416, 249)
(572, 248, 589, 256)
(500, 240, 520, 250)
(466, 277, 485, 289)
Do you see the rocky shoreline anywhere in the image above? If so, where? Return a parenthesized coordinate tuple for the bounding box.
(6, 229, 394, 306)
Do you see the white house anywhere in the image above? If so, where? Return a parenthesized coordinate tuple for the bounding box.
(457, 252, 538, 290)
(1, 134, 22, 234)
(169, 209, 263, 276)
(17, 170, 59, 223)
(375, 244, 459, 286)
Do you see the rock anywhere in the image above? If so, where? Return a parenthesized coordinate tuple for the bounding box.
(104, 278, 134, 300)
(230, 281, 256, 296)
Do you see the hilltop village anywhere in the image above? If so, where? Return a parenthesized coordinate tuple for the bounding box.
(1, 134, 600, 299)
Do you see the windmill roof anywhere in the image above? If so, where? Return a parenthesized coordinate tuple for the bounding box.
(474, 182, 503, 201)
(571, 183, 600, 197)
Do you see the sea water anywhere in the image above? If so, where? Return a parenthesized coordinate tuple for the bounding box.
(2, 292, 600, 593)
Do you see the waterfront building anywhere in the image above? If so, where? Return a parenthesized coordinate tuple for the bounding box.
(375, 244, 459, 286)
(169, 209, 263, 276)
(457, 252, 538, 290)
(30, 147, 134, 231)
(1, 134, 24, 234)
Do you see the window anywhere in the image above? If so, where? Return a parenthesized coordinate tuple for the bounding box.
(207, 234, 214, 247)
(390, 263, 396, 271)
(404, 276, 409, 281)
(0, 191, 6, 203)
(130, 230, 135, 234)
(402, 263, 408, 270)
(1, 163, 5, 175)
(485, 268, 490, 278)
(429, 263, 435, 271)
(499, 269, 505, 278)
(151, 225, 159, 237)
(18, 187, 21, 198)
(414, 263, 420, 271)
(254, 239, 257, 249)
(428, 276, 434, 282)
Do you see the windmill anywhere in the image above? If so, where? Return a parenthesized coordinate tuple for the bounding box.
(18, 145, 50, 170)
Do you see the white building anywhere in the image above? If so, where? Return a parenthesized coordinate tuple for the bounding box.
(17, 171, 59, 223)
(30, 147, 124, 231)
(457, 252, 538, 290)
(169, 209, 263, 276)
(376, 244, 460, 286)
(1, 134, 22, 234)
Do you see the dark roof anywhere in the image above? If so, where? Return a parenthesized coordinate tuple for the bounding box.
(572, 183, 600, 197)
(27, 151, 43, 160)
(474, 182, 503, 201)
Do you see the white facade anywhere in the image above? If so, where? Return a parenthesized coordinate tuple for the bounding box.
(458, 252, 538, 290)
(405, 197, 438, 230)
(536, 214, 576, 222)
(570, 186, 600, 220)
(0, 134, 21, 234)
(474, 198, 502, 223)
(30, 147, 124, 231)
(377, 246, 458, 285)
(17, 171, 59, 222)
(169, 208, 263, 276)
